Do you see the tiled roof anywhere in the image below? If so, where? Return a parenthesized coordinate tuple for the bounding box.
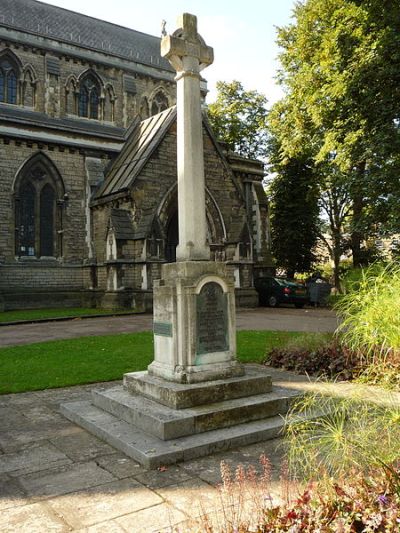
(96, 106, 176, 199)
(0, 0, 173, 71)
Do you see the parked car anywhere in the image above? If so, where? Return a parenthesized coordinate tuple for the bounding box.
(254, 277, 309, 308)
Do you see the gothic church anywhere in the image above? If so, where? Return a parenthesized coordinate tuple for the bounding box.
(0, 0, 272, 311)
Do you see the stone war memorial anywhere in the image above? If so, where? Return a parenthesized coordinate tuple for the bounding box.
(62, 14, 298, 468)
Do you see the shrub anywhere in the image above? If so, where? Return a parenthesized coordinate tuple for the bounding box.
(336, 262, 400, 365)
(182, 456, 400, 532)
(267, 338, 359, 380)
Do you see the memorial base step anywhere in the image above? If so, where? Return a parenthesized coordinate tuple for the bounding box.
(123, 366, 273, 409)
(61, 395, 299, 470)
(91, 384, 300, 440)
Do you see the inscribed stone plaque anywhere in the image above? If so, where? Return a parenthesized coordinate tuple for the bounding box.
(196, 282, 228, 356)
(154, 321, 173, 337)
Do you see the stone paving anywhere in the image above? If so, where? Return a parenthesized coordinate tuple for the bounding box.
(0, 378, 288, 533)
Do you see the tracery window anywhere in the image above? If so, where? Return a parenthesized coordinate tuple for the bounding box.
(78, 74, 100, 119)
(0, 56, 19, 104)
(151, 90, 169, 116)
(15, 156, 65, 258)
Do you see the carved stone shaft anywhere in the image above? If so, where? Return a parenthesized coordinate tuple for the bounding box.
(161, 13, 214, 261)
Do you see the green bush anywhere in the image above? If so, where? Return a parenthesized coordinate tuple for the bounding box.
(335, 262, 400, 365)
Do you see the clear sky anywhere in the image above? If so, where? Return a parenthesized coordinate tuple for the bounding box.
(39, 0, 297, 104)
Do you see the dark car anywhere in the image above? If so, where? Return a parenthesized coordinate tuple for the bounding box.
(254, 277, 309, 308)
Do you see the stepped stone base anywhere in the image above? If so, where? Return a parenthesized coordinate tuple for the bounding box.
(124, 366, 273, 409)
(61, 366, 301, 469)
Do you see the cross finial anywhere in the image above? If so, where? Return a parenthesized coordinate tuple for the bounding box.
(161, 12, 213, 74)
(177, 13, 197, 42)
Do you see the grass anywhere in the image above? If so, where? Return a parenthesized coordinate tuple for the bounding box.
(0, 329, 313, 394)
(336, 262, 400, 363)
(0, 307, 139, 323)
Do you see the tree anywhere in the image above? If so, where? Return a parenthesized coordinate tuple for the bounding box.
(268, 145, 320, 278)
(207, 80, 269, 160)
(269, 0, 400, 271)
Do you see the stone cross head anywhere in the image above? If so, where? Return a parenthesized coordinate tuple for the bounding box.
(161, 13, 214, 75)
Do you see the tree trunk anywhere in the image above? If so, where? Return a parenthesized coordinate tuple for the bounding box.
(350, 162, 366, 267)
(332, 229, 342, 292)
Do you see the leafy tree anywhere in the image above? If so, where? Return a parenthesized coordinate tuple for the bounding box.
(270, 0, 400, 271)
(268, 146, 320, 278)
(207, 80, 269, 160)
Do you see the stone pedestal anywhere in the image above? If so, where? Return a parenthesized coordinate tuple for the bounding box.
(149, 261, 243, 384)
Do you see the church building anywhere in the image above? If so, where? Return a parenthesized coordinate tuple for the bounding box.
(0, 0, 273, 311)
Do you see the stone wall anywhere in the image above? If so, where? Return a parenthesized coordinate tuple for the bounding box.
(0, 41, 176, 127)
(0, 139, 89, 263)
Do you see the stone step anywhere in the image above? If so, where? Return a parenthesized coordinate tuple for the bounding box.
(123, 366, 273, 409)
(92, 385, 300, 440)
(61, 399, 292, 469)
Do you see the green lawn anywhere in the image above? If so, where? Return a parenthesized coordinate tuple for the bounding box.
(0, 308, 139, 323)
(0, 330, 317, 394)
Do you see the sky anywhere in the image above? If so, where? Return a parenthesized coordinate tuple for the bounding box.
(39, 0, 297, 104)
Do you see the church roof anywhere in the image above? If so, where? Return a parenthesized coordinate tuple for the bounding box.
(0, 0, 173, 72)
(96, 106, 177, 199)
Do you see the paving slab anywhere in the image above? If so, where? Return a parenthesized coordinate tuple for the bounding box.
(75, 520, 126, 533)
(0, 474, 27, 511)
(0, 442, 71, 476)
(94, 452, 148, 479)
(133, 464, 194, 490)
(115, 502, 187, 533)
(0, 501, 69, 532)
(47, 478, 164, 529)
(155, 478, 218, 517)
(0, 417, 80, 453)
(49, 431, 117, 462)
(18, 461, 116, 499)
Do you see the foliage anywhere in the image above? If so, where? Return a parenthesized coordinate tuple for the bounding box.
(0, 330, 310, 393)
(267, 338, 358, 380)
(269, 0, 400, 272)
(336, 262, 400, 364)
(285, 391, 400, 493)
(184, 455, 400, 532)
(268, 149, 320, 277)
(207, 80, 269, 160)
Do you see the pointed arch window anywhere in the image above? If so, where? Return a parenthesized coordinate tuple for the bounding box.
(78, 74, 101, 119)
(15, 156, 65, 258)
(151, 90, 169, 116)
(0, 56, 19, 104)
